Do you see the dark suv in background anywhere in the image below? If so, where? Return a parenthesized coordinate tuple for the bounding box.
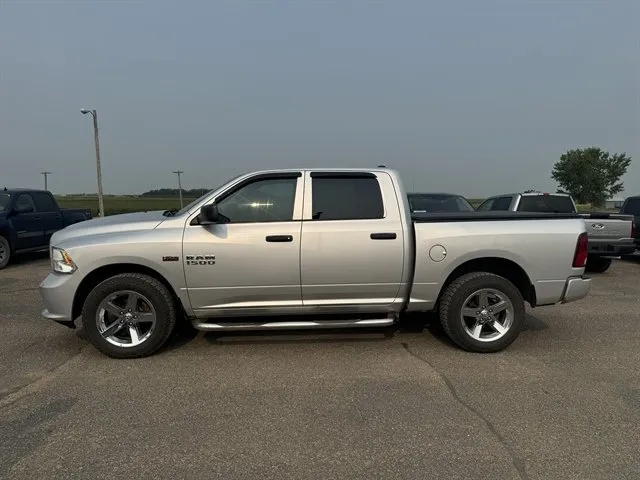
(620, 195, 640, 251)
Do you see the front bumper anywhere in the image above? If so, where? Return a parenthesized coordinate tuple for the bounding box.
(560, 276, 591, 304)
(39, 272, 81, 328)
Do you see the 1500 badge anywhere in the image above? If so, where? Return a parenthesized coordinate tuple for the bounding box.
(185, 255, 216, 265)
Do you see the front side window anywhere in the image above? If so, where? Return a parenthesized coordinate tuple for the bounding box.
(216, 177, 298, 223)
(311, 176, 384, 220)
(15, 194, 36, 213)
(0, 194, 10, 212)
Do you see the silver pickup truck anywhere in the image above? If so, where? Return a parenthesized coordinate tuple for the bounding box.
(477, 191, 635, 273)
(40, 168, 591, 359)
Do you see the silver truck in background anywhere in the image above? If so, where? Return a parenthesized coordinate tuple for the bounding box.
(477, 191, 635, 273)
(40, 168, 591, 359)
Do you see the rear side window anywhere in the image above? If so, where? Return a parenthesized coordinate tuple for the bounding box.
(32, 192, 57, 213)
(311, 176, 384, 220)
(517, 195, 575, 213)
(622, 198, 640, 215)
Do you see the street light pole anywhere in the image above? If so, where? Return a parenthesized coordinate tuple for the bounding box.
(41, 171, 52, 190)
(81, 108, 105, 217)
(173, 170, 184, 208)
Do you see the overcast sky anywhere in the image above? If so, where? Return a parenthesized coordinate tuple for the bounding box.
(1, 0, 638, 198)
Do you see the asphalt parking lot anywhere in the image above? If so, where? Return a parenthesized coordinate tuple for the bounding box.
(1, 255, 639, 480)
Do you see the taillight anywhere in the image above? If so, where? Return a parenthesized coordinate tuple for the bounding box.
(632, 221, 637, 239)
(573, 232, 589, 268)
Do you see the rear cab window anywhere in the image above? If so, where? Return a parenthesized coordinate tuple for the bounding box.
(517, 195, 576, 213)
(310, 173, 384, 220)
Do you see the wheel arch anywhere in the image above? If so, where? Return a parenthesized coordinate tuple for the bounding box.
(72, 263, 187, 321)
(437, 257, 536, 308)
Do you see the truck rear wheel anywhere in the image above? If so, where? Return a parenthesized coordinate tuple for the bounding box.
(438, 272, 525, 353)
(0, 236, 10, 270)
(585, 256, 612, 274)
(81, 273, 177, 359)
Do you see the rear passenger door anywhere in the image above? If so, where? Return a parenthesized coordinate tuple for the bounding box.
(31, 192, 64, 247)
(299, 171, 405, 309)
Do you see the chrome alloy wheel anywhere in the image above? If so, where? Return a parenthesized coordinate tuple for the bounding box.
(96, 290, 157, 347)
(460, 288, 514, 342)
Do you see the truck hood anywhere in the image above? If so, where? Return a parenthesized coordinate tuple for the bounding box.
(51, 210, 168, 246)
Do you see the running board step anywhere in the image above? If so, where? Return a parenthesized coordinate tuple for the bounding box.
(193, 317, 396, 332)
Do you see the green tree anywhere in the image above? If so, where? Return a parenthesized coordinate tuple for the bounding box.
(551, 147, 631, 207)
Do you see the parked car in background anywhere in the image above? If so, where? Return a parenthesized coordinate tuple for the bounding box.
(40, 167, 590, 359)
(620, 195, 640, 251)
(476, 191, 635, 273)
(0, 188, 92, 269)
(407, 192, 475, 213)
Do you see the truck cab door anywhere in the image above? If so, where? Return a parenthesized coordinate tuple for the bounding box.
(10, 193, 43, 250)
(183, 172, 304, 318)
(299, 171, 406, 311)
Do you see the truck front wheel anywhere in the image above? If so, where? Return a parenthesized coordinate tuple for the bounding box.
(438, 272, 525, 353)
(81, 273, 178, 359)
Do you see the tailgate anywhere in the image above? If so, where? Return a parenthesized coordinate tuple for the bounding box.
(581, 213, 633, 239)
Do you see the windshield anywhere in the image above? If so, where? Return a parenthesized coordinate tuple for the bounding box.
(0, 193, 10, 212)
(622, 198, 640, 215)
(517, 195, 576, 213)
(173, 174, 245, 216)
(408, 194, 475, 213)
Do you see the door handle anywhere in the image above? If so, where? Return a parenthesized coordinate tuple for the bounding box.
(266, 235, 293, 243)
(33, 216, 41, 220)
(370, 232, 397, 240)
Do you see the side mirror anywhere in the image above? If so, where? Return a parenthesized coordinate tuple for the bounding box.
(198, 203, 220, 225)
(14, 204, 34, 215)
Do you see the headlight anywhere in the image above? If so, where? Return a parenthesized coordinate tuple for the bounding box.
(51, 247, 77, 274)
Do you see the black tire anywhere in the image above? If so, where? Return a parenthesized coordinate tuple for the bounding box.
(438, 272, 525, 353)
(585, 256, 612, 274)
(0, 236, 10, 270)
(81, 273, 178, 359)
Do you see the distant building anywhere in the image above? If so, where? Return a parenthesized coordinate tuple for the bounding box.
(605, 198, 625, 210)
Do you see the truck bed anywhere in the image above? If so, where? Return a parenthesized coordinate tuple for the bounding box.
(408, 211, 587, 310)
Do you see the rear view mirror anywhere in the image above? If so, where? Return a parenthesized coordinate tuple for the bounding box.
(198, 204, 220, 225)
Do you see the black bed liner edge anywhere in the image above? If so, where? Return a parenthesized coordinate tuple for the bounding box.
(412, 211, 582, 223)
